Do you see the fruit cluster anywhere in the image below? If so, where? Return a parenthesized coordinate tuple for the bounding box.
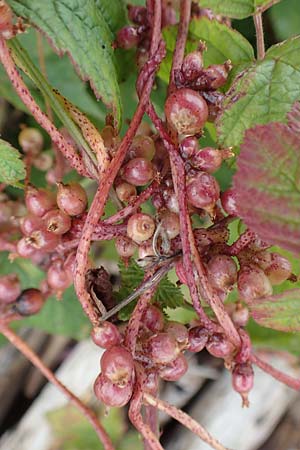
(0, 2, 298, 449)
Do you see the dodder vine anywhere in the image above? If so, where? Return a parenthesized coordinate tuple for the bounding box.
(0, 1, 300, 449)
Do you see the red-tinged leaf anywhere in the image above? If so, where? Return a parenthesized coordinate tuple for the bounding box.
(233, 103, 300, 255)
(287, 101, 300, 134)
(249, 289, 300, 332)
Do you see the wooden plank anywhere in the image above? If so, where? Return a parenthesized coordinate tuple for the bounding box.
(164, 356, 300, 450)
(0, 340, 104, 450)
(160, 356, 220, 425)
(0, 329, 48, 424)
(258, 396, 300, 450)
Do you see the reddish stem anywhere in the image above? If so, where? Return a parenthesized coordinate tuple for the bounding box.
(103, 181, 159, 225)
(129, 364, 164, 450)
(147, 104, 217, 331)
(168, 0, 191, 95)
(0, 325, 115, 450)
(227, 229, 256, 256)
(143, 393, 228, 450)
(0, 38, 87, 177)
(74, 76, 157, 325)
(251, 353, 300, 390)
(124, 288, 156, 354)
(73, 0, 163, 326)
(147, 103, 240, 345)
(148, 0, 162, 56)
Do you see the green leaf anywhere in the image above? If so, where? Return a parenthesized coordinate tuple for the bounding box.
(154, 275, 184, 309)
(7, 0, 126, 128)
(269, 0, 300, 41)
(116, 261, 184, 321)
(47, 403, 126, 450)
(8, 38, 99, 168)
(248, 319, 300, 356)
(0, 252, 90, 340)
(196, 0, 280, 19)
(189, 18, 255, 65)
(159, 18, 254, 83)
(0, 138, 25, 185)
(218, 36, 300, 147)
(0, 29, 104, 121)
(23, 286, 91, 340)
(249, 289, 300, 332)
(233, 103, 300, 255)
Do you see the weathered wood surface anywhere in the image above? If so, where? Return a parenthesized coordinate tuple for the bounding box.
(258, 395, 300, 450)
(1, 338, 299, 450)
(164, 356, 300, 450)
(0, 340, 104, 450)
(0, 329, 48, 424)
(160, 355, 220, 425)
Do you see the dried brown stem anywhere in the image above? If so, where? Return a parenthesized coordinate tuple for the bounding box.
(0, 325, 115, 450)
(143, 393, 228, 450)
(0, 38, 87, 177)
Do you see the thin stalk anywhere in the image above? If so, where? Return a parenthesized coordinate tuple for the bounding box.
(74, 75, 156, 325)
(8, 39, 98, 174)
(254, 13, 265, 60)
(0, 38, 87, 177)
(124, 288, 156, 354)
(129, 365, 164, 450)
(103, 181, 158, 225)
(168, 0, 191, 94)
(100, 260, 173, 322)
(0, 325, 115, 450)
(146, 104, 219, 333)
(251, 353, 300, 390)
(143, 393, 228, 450)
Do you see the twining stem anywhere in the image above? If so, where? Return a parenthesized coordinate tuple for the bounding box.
(148, 104, 236, 339)
(143, 393, 228, 450)
(74, 0, 163, 326)
(254, 13, 265, 60)
(168, 0, 191, 95)
(147, 110, 209, 323)
(0, 38, 87, 177)
(0, 325, 115, 450)
(124, 288, 156, 354)
(8, 39, 98, 175)
(251, 353, 300, 390)
(74, 76, 156, 325)
(103, 181, 158, 225)
(31, 33, 69, 182)
(129, 365, 164, 450)
(123, 0, 162, 357)
(146, 0, 241, 346)
(148, 0, 162, 56)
